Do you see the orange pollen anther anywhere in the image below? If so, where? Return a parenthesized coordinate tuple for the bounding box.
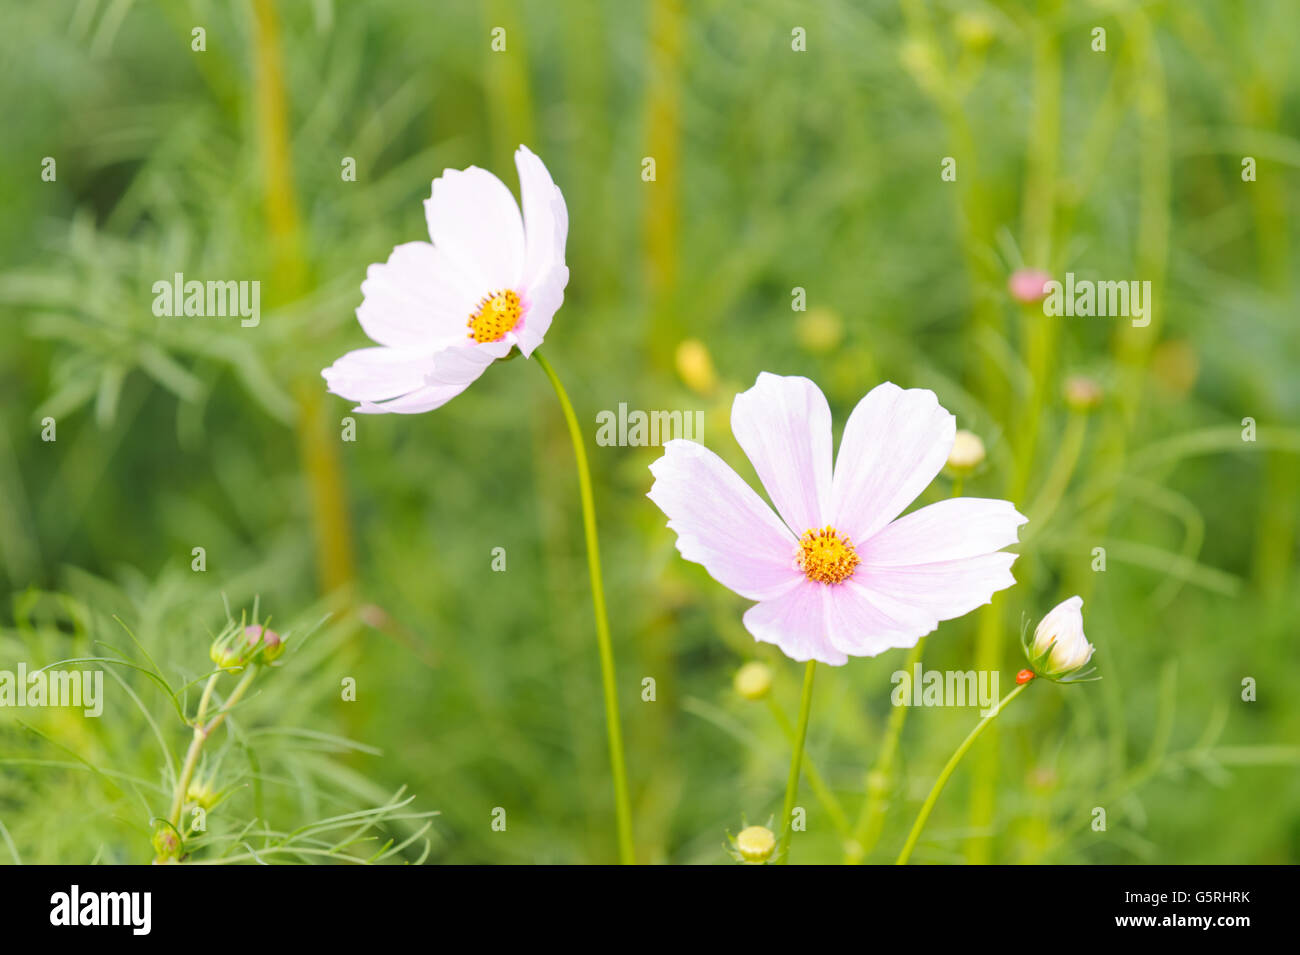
(796, 526, 860, 585)
(467, 289, 522, 343)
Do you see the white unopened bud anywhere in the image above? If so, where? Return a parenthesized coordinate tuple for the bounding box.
(1029, 596, 1095, 679)
(947, 430, 985, 472)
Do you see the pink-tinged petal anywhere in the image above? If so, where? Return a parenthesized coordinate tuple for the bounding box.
(322, 346, 440, 403)
(731, 373, 833, 535)
(648, 439, 802, 601)
(516, 265, 568, 357)
(428, 340, 509, 385)
(356, 241, 480, 350)
(354, 381, 473, 415)
(742, 581, 845, 665)
(860, 498, 1028, 566)
(857, 552, 1020, 623)
(424, 166, 526, 291)
(830, 382, 955, 542)
(515, 145, 569, 289)
(822, 579, 941, 658)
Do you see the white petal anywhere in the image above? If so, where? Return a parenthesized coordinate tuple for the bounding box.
(648, 439, 802, 602)
(831, 382, 955, 542)
(427, 340, 506, 386)
(424, 166, 526, 291)
(355, 380, 474, 415)
(516, 264, 568, 357)
(857, 552, 1020, 625)
(515, 145, 569, 289)
(731, 373, 834, 534)
(742, 582, 846, 665)
(356, 242, 480, 349)
(860, 498, 1028, 566)
(322, 346, 440, 403)
(823, 580, 939, 658)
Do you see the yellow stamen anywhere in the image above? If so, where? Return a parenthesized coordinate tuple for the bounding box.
(796, 526, 859, 585)
(467, 289, 522, 343)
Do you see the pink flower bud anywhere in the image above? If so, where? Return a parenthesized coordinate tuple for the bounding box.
(1008, 268, 1052, 305)
(245, 624, 285, 663)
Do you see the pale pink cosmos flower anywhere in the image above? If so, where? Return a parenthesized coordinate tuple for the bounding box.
(323, 146, 569, 413)
(647, 374, 1028, 665)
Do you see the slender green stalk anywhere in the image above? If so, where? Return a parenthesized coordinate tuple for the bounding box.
(1025, 411, 1088, 534)
(845, 637, 926, 863)
(896, 680, 1031, 865)
(167, 667, 258, 831)
(534, 350, 635, 865)
(777, 660, 817, 864)
(767, 696, 849, 837)
(847, 475, 965, 863)
(643, 0, 684, 368)
(168, 673, 218, 827)
(251, 0, 356, 599)
(967, 13, 1062, 866)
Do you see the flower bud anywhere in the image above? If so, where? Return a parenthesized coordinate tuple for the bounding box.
(734, 825, 776, 864)
(262, 630, 285, 662)
(246, 624, 284, 664)
(209, 636, 242, 670)
(1064, 374, 1103, 412)
(946, 430, 985, 473)
(152, 823, 181, 863)
(187, 777, 218, 810)
(733, 662, 773, 701)
(1008, 268, 1052, 305)
(795, 307, 843, 354)
(1025, 596, 1096, 681)
(675, 339, 717, 397)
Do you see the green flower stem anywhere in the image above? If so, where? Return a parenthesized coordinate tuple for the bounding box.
(895, 679, 1031, 865)
(1024, 410, 1088, 533)
(167, 667, 257, 832)
(847, 477, 964, 863)
(777, 660, 817, 864)
(767, 697, 849, 838)
(535, 350, 635, 865)
(845, 637, 926, 864)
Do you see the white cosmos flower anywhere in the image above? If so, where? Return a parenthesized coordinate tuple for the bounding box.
(322, 145, 569, 414)
(647, 374, 1028, 666)
(1029, 595, 1095, 678)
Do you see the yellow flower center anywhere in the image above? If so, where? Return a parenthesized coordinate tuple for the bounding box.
(796, 526, 860, 585)
(467, 289, 522, 343)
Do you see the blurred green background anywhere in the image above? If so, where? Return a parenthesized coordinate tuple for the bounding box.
(1, 0, 1298, 864)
